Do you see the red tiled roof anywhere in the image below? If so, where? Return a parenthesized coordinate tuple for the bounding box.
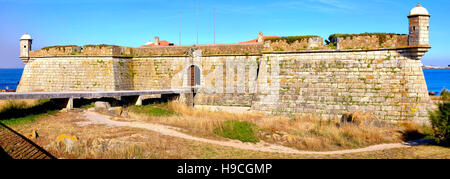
(238, 36, 279, 44)
(141, 40, 175, 47)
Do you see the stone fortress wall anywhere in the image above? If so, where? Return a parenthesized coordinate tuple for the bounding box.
(17, 3, 433, 122)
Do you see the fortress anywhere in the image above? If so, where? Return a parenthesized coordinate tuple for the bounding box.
(17, 4, 432, 122)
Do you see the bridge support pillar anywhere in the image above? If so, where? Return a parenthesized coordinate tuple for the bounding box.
(66, 97, 73, 110)
(50, 98, 73, 110)
(121, 95, 142, 106)
(177, 92, 194, 107)
(135, 96, 142, 106)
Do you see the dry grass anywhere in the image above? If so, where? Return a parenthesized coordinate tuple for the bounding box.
(126, 102, 265, 140)
(3, 103, 447, 159)
(251, 113, 400, 151)
(397, 121, 431, 141)
(430, 96, 442, 101)
(10, 110, 203, 159)
(126, 102, 403, 151)
(8, 110, 283, 159)
(0, 99, 39, 108)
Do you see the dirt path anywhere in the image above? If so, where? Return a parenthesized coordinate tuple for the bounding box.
(79, 110, 428, 155)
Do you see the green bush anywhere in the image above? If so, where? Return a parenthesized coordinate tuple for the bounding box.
(328, 42, 337, 49)
(428, 102, 450, 146)
(214, 120, 260, 143)
(440, 89, 450, 101)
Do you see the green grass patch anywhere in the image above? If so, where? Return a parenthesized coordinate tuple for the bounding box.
(127, 103, 175, 117)
(1, 110, 59, 126)
(0, 99, 61, 125)
(80, 102, 95, 109)
(214, 120, 260, 143)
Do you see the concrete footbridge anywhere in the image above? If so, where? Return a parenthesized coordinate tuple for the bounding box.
(0, 89, 190, 109)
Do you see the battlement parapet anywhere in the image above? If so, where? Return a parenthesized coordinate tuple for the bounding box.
(29, 43, 265, 58)
(122, 43, 263, 57)
(197, 43, 263, 56)
(30, 45, 82, 57)
(26, 34, 416, 58)
(83, 45, 120, 56)
(119, 46, 191, 57)
(328, 33, 408, 50)
(263, 36, 325, 51)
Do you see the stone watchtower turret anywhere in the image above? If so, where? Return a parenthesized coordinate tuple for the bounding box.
(19, 33, 32, 64)
(154, 36, 160, 46)
(408, 3, 430, 46)
(257, 32, 264, 43)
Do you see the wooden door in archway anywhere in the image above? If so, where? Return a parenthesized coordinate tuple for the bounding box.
(189, 65, 200, 87)
(190, 65, 195, 87)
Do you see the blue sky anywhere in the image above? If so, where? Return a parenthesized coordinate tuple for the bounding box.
(0, 0, 449, 68)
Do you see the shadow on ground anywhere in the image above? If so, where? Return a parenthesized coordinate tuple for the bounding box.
(0, 100, 62, 121)
(74, 94, 179, 107)
(0, 146, 12, 160)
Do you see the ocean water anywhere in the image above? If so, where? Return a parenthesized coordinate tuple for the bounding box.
(0, 69, 23, 90)
(423, 69, 450, 94)
(0, 68, 449, 94)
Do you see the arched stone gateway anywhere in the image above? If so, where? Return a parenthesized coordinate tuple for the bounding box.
(185, 65, 201, 106)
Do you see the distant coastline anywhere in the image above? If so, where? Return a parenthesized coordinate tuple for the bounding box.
(422, 66, 450, 69)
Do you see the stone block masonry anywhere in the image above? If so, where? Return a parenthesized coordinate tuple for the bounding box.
(333, 34, 408, 50)
(18, 57, 120, 92)
(17, 3, 433, 122)
(17, 46, 432, 123)
(256, 49, 431, 122)
(264, 36, 324, 51)
(28, 43, 263, 58)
